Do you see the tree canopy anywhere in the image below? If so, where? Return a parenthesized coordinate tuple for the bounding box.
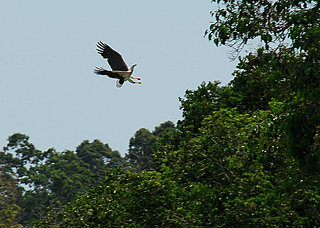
(0, 135, 126, 226)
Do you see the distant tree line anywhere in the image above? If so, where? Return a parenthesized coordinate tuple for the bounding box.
(0, 121, 174, 226)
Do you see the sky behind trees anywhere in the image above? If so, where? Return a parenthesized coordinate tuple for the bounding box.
(0, 1, 237, 155)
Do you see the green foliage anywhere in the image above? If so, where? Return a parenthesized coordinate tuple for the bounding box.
(0, 135, 127, 226)
(36, 171, 188, 227)
(0, 168, 21, 227)
(154, 106, 320, 226)
(36, 105, 320, 226)
(126, 121, 176, 171)
(230, 47, 303, 111)
(76, 139, 126, 185)
(209, 0, 320, 171)
(153, 121, 176, 138)
(206, 0, 319, 51)
(281, 94, 320, 172)
(228, 45, 319, 171)
(178, 81, 237, 134)
(126, 128, 156, 171)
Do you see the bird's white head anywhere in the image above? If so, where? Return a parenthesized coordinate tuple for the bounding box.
(130, 64, 137, 72)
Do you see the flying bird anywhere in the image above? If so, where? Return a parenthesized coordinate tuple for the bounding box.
(94, 41, 141, 87)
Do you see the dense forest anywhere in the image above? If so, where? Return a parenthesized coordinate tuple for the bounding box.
(1, 0, 320, 227)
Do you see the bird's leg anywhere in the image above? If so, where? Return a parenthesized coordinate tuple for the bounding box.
(130, 75, 141, 80)
(128, 78, 141, 84)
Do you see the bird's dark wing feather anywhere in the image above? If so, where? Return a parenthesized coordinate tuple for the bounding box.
(96, 41, 129, 71)
(94, 67, 122, 79)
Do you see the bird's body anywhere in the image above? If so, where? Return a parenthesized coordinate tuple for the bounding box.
(94, 41, 141, 87)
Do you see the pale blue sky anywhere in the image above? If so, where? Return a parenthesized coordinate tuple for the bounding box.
(0, 1, 237, 155)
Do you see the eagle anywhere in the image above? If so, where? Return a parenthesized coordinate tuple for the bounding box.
(94, 41, 141, 87)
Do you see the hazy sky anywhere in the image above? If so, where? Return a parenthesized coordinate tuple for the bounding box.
(0, 1, 237, 155)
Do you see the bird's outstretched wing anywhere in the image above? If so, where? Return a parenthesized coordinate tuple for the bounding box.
(96, 41, 129, 71)
(94, 67, 121, 79)
(94, 67, 125, 87)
